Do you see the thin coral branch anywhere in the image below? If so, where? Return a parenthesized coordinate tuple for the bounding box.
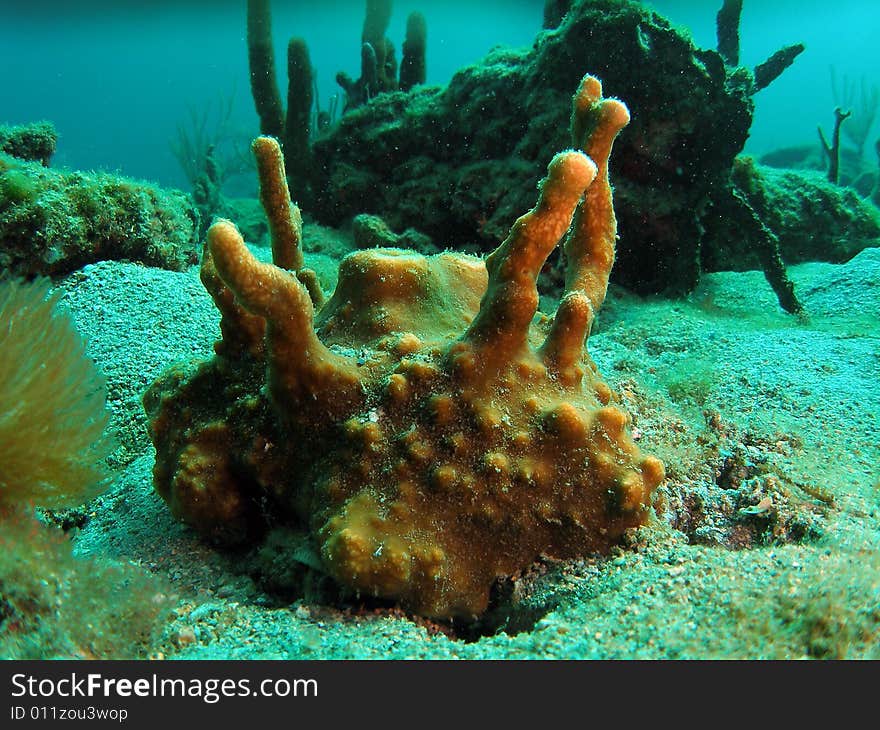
(830, 67, 879, 157)
(169, 90, 252, 190)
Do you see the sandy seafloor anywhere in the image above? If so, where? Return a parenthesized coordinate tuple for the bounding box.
(57, 229, 880, 660)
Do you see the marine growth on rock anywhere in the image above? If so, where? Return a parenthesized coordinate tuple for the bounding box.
(145, 75, 664, 619)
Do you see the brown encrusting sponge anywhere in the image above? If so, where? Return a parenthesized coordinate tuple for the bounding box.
(144, 75, 664, 619)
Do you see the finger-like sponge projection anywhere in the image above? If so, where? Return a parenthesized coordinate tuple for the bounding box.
(145, 75, 664, 619)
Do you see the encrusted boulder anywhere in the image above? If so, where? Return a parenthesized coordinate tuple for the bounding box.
(0, 152, 198, 276)
(311, 0, 755, 295)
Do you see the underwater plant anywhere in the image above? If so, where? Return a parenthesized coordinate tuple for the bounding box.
(170, 93, 253, 237)
(830, 69, 879, 159)
(0, 516, 172, 659)
(0, 278, 172, 659)
(0, 277, 112, 510)
(145, 74, 664, 619)
(170, 93, 252, 192)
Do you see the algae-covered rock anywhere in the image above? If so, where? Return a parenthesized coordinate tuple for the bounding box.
(312, 0, 877, 305)
(0, 121, 58, 166)
(312, 0, 755, 295)
(0, 152, 199, 276)
(703, 159, 880, 271)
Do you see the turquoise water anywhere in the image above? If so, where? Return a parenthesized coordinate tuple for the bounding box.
(2, 1, 876, 188)
(1, 1, 542, 188)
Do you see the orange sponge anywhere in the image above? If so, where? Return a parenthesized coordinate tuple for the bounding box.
(147, 75, 664, 618)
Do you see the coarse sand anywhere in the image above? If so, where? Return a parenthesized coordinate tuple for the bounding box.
(57, 242, 880, 659)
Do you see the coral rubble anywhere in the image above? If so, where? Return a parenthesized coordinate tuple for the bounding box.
(145, 75, 663, 619)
